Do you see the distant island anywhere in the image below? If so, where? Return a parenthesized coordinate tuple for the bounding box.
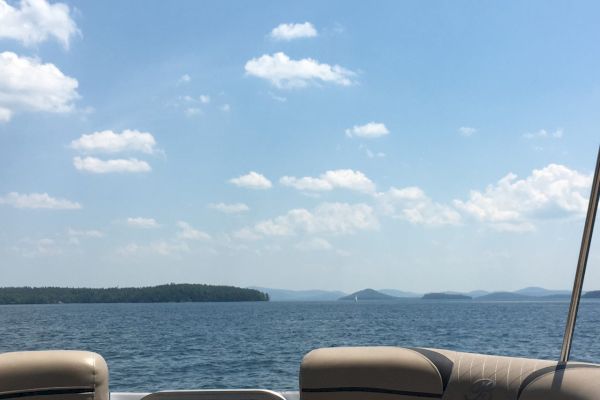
(0, 284, 269, 304)
(339, 288, 399, 301)
(583, 291, 600, 298)
(422, 292, 472, 300)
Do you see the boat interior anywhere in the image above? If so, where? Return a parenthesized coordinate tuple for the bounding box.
(1, 346, 600, 400)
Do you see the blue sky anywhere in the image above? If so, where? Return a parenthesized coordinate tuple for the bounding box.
(0, 0, 599, 292)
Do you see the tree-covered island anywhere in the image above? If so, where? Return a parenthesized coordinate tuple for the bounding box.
(0, 284, 269, 304)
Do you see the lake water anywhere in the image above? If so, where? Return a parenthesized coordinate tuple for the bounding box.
(1, 300, 599, 392)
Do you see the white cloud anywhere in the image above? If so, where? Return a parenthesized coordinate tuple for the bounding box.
(280, 169, 375, 193)
(13, 237, 62, 257)
(296, 237, 332, 251)
(229, 171, 272, 189)
(0, 107, 12, 122)
(199, 94, 210, 104)
(244, 52, 355, 89)
(365, 148, 385, 159)
(0, 192, 80, 209)
(232, 228, 262, 241)
(178, 74, 191, 84)
(523, 128, 563, 140)
(209, 202, 249, 214)
(459, 126, 477, 137)
(270, 22, 318, 41)
(177, 221, 211, 241)
(453, 164, 590, 231)
(253, 202, 379, 237)
(67, 228, 103, 245)
(126, 217, 159, 229)
(345, 122, 390, 138)
(220, 104, 231, 112)
(0, 51, 78, 122)
(67, 228, 103, 238)
(118, 241, 190, 257)
(0, 0, 78, 48)
(184, 107, 201, 117)
(376, 186, 462, 226)
(70, 129, 157, 154)
(268, 92, 287, 102)
(73, 157, 151, 173)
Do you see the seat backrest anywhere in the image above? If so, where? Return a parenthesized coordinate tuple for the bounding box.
(300, 346, 600, 400)
(0, 351, 109, 400)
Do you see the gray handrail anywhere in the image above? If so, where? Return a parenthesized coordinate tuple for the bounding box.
(559, 145, 600, 363)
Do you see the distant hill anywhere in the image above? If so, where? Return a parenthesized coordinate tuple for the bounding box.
(514, 287, 571, 297)
(422, 293, 472, 300)
(339, 288, 399, 301)
(249, 287, 346, 301)
(466, 290, 490, 298)
(477, 292, 530, 301)
(0, 284, 269, 304)
(583, 291, 600, 299)
(378, 289, 421, 298)
(476, 291, 570, 301)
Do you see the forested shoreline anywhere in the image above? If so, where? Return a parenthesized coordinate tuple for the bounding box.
(0, 284, 269, 304)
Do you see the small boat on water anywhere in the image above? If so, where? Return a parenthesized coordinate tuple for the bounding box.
(1, 147, 599, 400)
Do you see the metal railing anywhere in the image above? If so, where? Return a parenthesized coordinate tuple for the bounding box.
(560, 145, 600, 363)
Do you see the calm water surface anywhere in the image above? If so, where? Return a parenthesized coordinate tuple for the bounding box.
(1, 300, 599, 391)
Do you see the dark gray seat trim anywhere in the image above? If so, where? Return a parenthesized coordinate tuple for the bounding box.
(0, 388, 94, 400)
(301, 387, 441, 399)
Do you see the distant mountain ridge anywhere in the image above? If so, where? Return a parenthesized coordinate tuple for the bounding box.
(250, 286, 580, 302)
(339, 288, 399, 301)
(423, 293, 472, 300)
(249, 287, 346, 301)
(378, 289, 421, 298)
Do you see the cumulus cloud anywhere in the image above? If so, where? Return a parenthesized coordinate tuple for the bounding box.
(459, 126, 477, 137)
(253, 202, 379, 237)
(209, 202, 249, 214)
(376, 186, 462, 226)
(119, 241, 190, 257)
(232, 228, 262, 241)
(126, 217, 159, 229)
(70, 130, 157, 154)
(453, 164, 590, 231)
(0, 192, 81, 209)
(280, 169, 375, 193)
(73, 157, 151, 174)
(523, 129, 563, 140)
(177, 221, 211, 241)
(0, 0, 78, 48)
(67, 228, 103, 238)
(229, 171, 272, 189)
(345, 122, 390, 138)
(199, 94, 210, 104)
(13, 237, 63, 257)
(270, 22, 317, 41)
(178, 74, 191, 84)
(244, 52, 355, 89)
(0, 51, 79, 122)
(296, 237, 332, 251)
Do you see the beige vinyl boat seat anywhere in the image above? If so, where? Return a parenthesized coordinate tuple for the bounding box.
(0, 351, 109, 400)
(300, 346, 600, 400)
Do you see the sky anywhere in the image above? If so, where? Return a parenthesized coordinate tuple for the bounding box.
(0, 0, 599, 293)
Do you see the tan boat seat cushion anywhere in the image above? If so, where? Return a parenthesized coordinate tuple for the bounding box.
(300, 346, 600, 400)
(0, 351, 109, 400)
